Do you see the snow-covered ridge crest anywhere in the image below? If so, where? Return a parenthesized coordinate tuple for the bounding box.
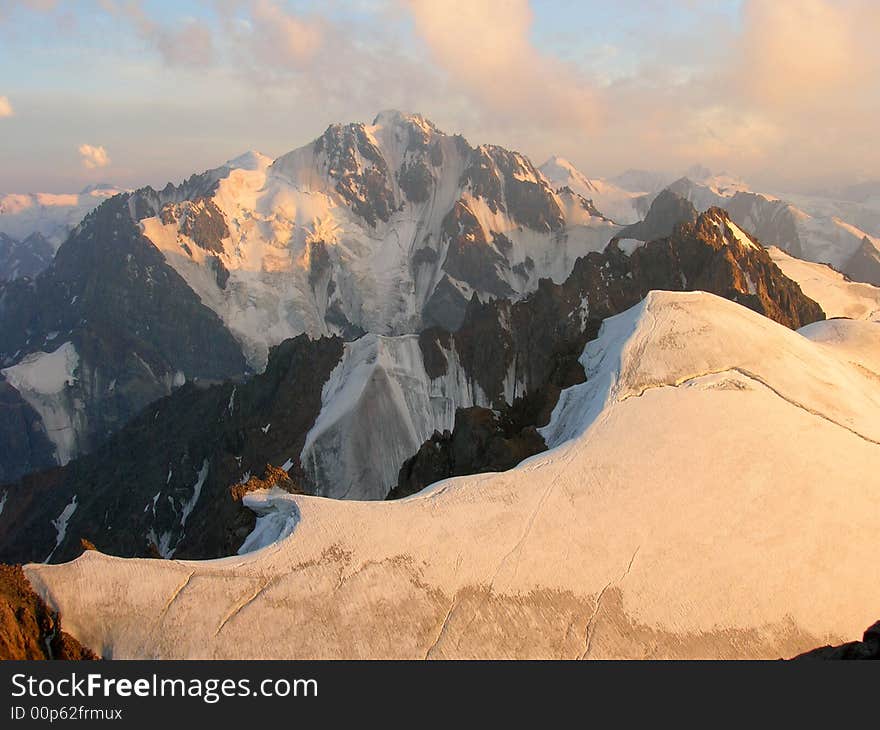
(543, 290, 880, 448)
(24, 291, 880, 659)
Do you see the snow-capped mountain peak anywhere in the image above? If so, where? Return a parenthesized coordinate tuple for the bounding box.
(539, 155, 643, 224)
(225, 150, 272, 172)
(132, 112, 619, 368)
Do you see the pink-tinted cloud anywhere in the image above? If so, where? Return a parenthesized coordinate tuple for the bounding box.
(79, 144, 110, 169)
(404, 0, 600, 132)
(247, 0, 323, 68)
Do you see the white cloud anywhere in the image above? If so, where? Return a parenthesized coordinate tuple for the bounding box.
(0, 96, 13, 118)
(79, 144, 110, 169)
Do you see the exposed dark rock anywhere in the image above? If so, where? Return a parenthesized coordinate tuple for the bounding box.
(324, 302, 367, 340)
(0, 335, 343, 564)
(441, 200, 514, 299)
(422, 274, 472, 332)
(211, 255, 230, 289)
(306, 239, 332, 288)
(619, 189, 698, 241)
(491, 231, 514, 257)
(229, 464, 303, 502)
(411, 245, 439, 269)
(461, 145, 564, 232)
(316, 123, 395, 226)
(794, 621, 880, 660)
(159, 198, 229, 253)
(398, 159, 433, 204)
(843, 236, 880, 286)
(418, 328, 451, 379)
(0, 563, 98, 660)
(0, 231, 54, 281)
(430, 141, 444, 167)
(389, 405, 547, 500)
(0, 378, 56, 483)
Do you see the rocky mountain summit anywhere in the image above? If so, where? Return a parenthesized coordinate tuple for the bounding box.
(0, 112, 619, 483)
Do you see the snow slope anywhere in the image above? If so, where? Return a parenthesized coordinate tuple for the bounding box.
(300, 333, 510, 500)
(769, 247, 880, 322)
(539, 156, 642, 224)
(25, 291, 880, 659)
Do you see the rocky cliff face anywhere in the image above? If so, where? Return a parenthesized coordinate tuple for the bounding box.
(0, 232, 54, 281)
(0, 563, 97, 660)
(618, 189, 698, 242)
(843, 237, 880, 286)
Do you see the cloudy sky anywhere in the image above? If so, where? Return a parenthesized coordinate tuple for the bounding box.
(0, 0, 877, 193)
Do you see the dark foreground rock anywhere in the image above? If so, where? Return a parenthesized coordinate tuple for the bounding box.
(793, 621, 880, 660)
(0, 563, 98, 660)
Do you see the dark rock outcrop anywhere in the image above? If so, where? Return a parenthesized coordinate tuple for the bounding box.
(440, 201, 514, 299)
(0, 378, 57, 483)
(461, 146, 564, 232)
(618, 189, 698, 242)
(0, 231, 54, 281)
(843, 236, 880, 286)
(159, 198, 229, 253)
(794, 621, 880, 660)
(389, 405, 547, 500)
(230, 463, 304, 502)
(314, 122, 395, 227)
(0, 563, 98, 660)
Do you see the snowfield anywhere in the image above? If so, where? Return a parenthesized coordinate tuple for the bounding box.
(24, 291, 880, 659)
(769, 246, 880, 322)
